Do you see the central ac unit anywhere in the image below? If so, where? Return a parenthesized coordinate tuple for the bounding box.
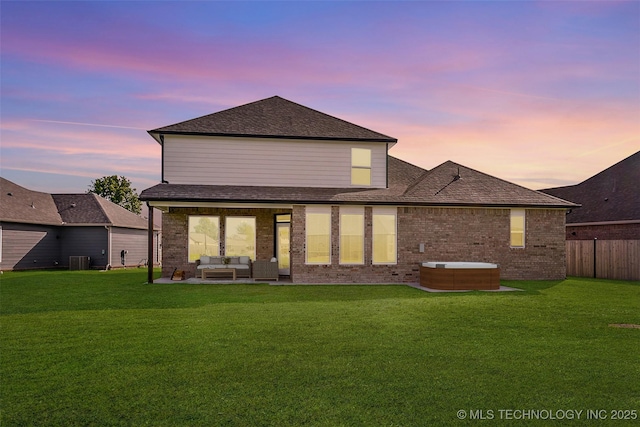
(69, 256, 90, 270)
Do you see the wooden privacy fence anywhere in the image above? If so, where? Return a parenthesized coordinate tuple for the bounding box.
(566, 240, 640, 281)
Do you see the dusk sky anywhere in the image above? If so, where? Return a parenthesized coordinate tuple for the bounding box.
(1, 1, 638, 197)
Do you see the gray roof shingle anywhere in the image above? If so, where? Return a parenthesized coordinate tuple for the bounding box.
(140, 156, 577, 208)
(401, 161, 576, 207)
(149, 96, 397, 143)
(541, 151, 639, 223)
(52, 194, 149, 230)
(0, 177, 151, 230)
(0, 177, 62, 225)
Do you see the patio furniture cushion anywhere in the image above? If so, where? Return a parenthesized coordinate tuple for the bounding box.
(196, 255, 252, 273)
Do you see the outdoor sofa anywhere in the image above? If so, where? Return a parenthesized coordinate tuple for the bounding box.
(196, 256, 252, 278)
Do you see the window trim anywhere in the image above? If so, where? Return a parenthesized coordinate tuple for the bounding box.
(510, 209, 526, 248)
(339, 206, 365, 265)
(305, 206, 332, 265)
(372, 207, 397, 265)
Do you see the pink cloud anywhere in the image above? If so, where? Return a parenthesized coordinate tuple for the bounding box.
(2, 124, 156, 159)
(345, 80, 639, 189)
(2, 2, 636, 194)
(1, 119, 160, 187)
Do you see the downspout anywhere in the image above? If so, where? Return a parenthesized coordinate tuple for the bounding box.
(160, 134, 166, 183)
(105, 225, 112, 268)
(386, 143, 389, 188)
(147, 202, 154, 283)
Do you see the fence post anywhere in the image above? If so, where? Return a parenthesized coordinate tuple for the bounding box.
(593, 238, 597, 278)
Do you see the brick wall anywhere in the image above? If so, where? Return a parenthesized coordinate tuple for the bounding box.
(291, 206, 567, 283)
(161, 207, 288, 278)
(566, 223, 640, 240)
(162, 205, 567, 282)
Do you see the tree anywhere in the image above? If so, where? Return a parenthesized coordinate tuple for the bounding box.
(88, 175, 142, 214)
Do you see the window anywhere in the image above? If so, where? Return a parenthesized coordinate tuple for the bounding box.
(373, 207, 397, 264)
(306, 207, 331, 264)
(225, 217, 256, 260)
(340, 207, 364, 264)
(188, 216, 220, 262)
(351, 148, 371, 186)
(510, 209, 525, 247)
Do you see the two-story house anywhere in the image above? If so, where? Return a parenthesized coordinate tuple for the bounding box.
(140, 96, 576, 283)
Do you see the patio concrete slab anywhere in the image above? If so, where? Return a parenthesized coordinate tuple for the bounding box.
(408, 283, 523, 293)
(150, 277, 523, 292)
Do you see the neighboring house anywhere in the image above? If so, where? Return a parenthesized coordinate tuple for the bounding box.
(140, 96, 576, 283)
(0, 178, 160, 270)
(541, 151, 640, 240)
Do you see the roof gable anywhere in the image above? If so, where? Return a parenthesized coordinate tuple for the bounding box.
(94, 195, 150, 229)
(402, 161, 576, 207)
(53, 193, 149, 229)
(149, 96, 397, 143)
(541, 151, 640, 223)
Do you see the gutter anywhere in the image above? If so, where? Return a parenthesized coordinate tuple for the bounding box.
(144, 199, 577, 210)
(148, 130, 397, 144)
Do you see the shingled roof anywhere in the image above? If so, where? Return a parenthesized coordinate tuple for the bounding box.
(0, 177, 62, 225)
(541, 151, 640, 223)
(1, 177, 150, 229)
(140, 156, 577, 209)
(52, 194, 148, 230)
(148, 96, 397, 143)
(401, 161, 576, 207)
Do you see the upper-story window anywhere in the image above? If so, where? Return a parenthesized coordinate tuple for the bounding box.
(351, 148, 371, 186)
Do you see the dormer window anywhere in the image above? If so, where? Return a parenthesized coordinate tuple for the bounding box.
(351, 148, 371, 186)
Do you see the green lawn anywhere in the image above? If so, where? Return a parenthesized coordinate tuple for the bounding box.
(1, 270, 639, 426)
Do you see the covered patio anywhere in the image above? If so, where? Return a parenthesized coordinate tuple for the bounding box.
(145, 204, 292, 282)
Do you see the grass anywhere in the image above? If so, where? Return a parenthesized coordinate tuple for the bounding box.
(1, 269, 639, 426)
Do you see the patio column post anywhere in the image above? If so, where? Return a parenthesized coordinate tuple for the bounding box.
(147, 203, 154, 284)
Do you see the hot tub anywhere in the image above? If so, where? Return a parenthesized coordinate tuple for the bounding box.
(420, 262, 500, 290)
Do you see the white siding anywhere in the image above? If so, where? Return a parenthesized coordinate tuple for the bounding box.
(163, 136, 387, 188)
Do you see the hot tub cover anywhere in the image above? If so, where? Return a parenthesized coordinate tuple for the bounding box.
(422, 262, 499, 269)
